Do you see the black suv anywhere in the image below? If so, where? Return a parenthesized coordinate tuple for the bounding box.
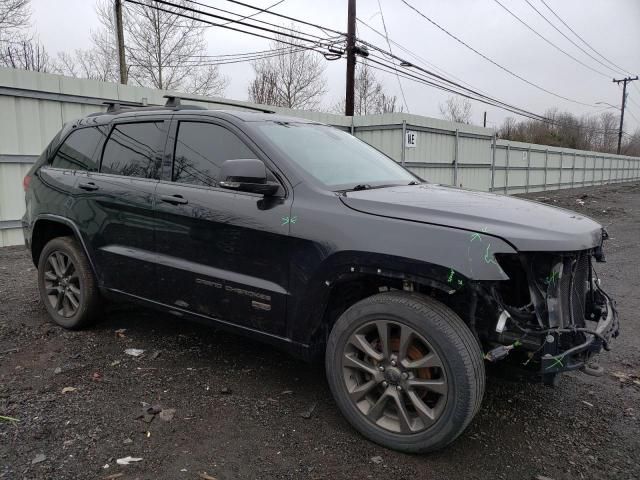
(22, 98, 619, 453)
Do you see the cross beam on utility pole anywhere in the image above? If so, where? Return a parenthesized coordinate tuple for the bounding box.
(345, 0, 356, 116)
(613, 76, 638, 154)
(115, 0, 128, 85)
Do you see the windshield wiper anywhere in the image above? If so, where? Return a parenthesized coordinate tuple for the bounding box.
(351, 184, 372, 191)
(408, 181, 420, 185)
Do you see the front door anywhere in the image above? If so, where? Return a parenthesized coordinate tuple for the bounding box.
(154, 118, 292, 336)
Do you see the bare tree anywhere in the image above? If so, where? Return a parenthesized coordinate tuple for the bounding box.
(248, 66, 279, 106)
(439, 96, 473, 124)
(0, 35, 51, 72)
(0, 0, 30, 42)
(497, 108, 634, 154)
(333, 61, 399, 115)
(54, 47, 119, 82)
(248, 29, 326, 109)
(599, 111, 618, 152)
(57, 0, 227, 95)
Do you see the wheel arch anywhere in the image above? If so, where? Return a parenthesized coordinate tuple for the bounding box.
(31, 215, 98, 279)
(290, 251, 477, 353)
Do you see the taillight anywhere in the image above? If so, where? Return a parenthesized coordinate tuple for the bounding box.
(23, 174, 32, 191)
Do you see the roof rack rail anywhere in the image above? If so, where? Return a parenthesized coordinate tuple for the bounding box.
(102, 100, 144, 113)
(163, 94, 275, 114)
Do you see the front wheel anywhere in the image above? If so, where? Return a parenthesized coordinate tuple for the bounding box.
(325, 291, 485, 453)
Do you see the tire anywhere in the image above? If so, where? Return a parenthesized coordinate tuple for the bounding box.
(37, 236, 101, 329)
(325, 291, 485, 453)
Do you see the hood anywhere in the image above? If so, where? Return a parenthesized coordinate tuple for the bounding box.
(340, 184, 603, 252)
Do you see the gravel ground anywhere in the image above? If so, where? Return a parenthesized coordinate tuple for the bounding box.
(1, 182, 639, 480)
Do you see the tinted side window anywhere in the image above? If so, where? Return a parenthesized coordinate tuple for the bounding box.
(101, 122, 163, 179)
(51, 127, 103, 171)
(173, 122, 256, 187)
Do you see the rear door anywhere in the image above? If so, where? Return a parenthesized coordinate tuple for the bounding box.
(71, 118, 168, 299)
(153, 117, 292, 335)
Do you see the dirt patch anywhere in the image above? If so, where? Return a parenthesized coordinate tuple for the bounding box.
(1, 183, 640, 479)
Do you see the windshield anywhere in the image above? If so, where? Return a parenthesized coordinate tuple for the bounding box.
(256, 122, 419, 190)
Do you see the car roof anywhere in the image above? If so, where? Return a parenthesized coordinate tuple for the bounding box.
(77, 106, 321, 128)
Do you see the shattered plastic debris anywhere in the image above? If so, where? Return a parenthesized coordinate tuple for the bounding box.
(159, 408, 176, 422)
(31, 453, 46, 465)
(611, 371, 640, 388)
(370, 456, 383, 464)
(116, 456, 143, 465)
(124, 349, 145, 357)
(115, 328, 126, 338)
(300, 402, 317, 419)
(61, 386, 76, 394)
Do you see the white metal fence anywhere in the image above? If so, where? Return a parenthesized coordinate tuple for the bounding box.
(1, 67, 639, 246)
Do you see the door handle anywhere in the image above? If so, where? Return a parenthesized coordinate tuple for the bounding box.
(78, 181, 98, 191)
(160, 194, 188, 205)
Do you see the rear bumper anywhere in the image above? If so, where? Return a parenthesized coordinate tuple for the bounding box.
(540, 295, 619, 374)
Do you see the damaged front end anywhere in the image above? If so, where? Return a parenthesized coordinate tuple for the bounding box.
(475, 234, 619, 381)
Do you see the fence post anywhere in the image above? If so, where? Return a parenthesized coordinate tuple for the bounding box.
(453, 129, 459, 187)
(543, 149, 548, 190)
(559, 152, 564, 190)
(592, 155, 597, 185)
(583, 155, 587, 187)
(571, 152, 576, 189)
(600, 156, 605, 185)
(608, 156, 613, 184)
(525, 147, 531, 193)
(401, 120, 406, 166)
(490, 133, 496, 192)
(504, 145, 510, 194)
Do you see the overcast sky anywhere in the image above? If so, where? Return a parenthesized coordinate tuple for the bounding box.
(30, 0, 640, 131)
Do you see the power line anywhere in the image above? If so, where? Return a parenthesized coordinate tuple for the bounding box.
(123, 0, 338, 51)
(539, 0, 635, 77)
(128, 47, 309, 67)
(492, 0, 609, 78)
(365, 54, 628, 135)
(522, 0, 625, 76)
(376, 0, 409, 112)
(185, 0, 344, 36)
(219, 0, 285, 27)
(400, 0, 597, 107)
(356, 17, 495, 102)
(130, 0, 619, 134)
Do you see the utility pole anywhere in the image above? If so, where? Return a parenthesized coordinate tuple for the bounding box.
(613, 76, 638, 154)
(483, 111, 487, 128)
(345, 0, 356, 116)
(115, 0, 128, 85)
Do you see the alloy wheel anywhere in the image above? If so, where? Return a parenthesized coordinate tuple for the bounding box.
(43, 251, 81, 318)
(342, 320, 448, 434)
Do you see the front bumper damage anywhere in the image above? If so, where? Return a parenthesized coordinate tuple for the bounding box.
(539, 293, 619, 374)
(480, 242, 619, 378)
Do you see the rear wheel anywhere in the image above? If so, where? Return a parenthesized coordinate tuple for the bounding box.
(37, 236, 100, 329)
(326, 291, 484, 453)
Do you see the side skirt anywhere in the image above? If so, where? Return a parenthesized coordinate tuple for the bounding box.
(101, 288, 312, 360)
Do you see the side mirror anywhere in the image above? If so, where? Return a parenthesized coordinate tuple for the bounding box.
(219, 159, 279, 196)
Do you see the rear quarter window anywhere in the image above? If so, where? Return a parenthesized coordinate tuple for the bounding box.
(50, 127, 104, 171)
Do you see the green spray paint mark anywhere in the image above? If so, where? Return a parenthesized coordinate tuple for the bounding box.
(470, 232, 481, 242)
(544, 271, 560, 286)
(281, 216, 297, 226)
(457, 279, 463, 286)
(484, 244, 498, 265)
(447, 268, 455, 283)
(545, 355, 564, 370)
